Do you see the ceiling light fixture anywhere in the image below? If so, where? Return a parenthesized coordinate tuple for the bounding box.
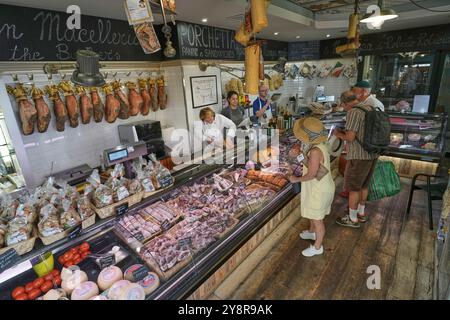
(326, 34, 331, 38)
(274, 32, 279, 35)
(202, 18, 208, 23)
(296, 36, 300, 39)
(360, 0, 398, 24)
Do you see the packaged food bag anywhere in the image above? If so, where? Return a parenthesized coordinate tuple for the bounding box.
(368, 161, 401, 201)
(60, 199, 81, 229)
(38, 204, 63, 237)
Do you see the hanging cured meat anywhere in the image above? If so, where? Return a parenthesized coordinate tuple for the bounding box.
(76, 86, 93, 124)
(148, 78, 158, 112)
(6, 85, 37, 135)
(112, 80, 130, 120)
(58, 81, 80, 128)
(102, 84, 120, 123)
(126, 81, 143, 116)
(138, 79, 151, 116)
(90, 87, 104, 123)
(45, 85, 68, 132)
(157, 77, 167, 110)
(31, 85, 51, 133)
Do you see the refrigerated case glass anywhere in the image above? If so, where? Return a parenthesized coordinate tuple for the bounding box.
(436, 54, 450, 117)
(362, 52, 434, 111)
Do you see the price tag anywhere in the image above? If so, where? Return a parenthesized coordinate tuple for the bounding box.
(0, 249, 19, 274)
(161, 220, 171, 231)
(98, 254, 116, 269)
(133, 232, 145, 242)
(68, 226, 82, 240)
(132, 265, 150, 282)
(116, 203, 129, 216)
(297, 154, 305, 163)
(178, 237, 192, 247)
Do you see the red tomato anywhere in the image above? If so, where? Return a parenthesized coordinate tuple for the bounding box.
(72, 253, 81, 261)
(32, 277, 44, 289)
(44, 274, 54, 282)
(15, 293, 29, 300)
(27, 288, 41, 300)
(79, 243, 90, 252)
(64, 260, 74, 268)
(40, 281, 53, 293)
(73, 257, 83, 265)
(62, 252, 72, 262)
(51, 269, 60, 277)
(58, 255, 66, 265)
(69, 248, 78, 255)
(80, 251, 89, 259)
(11, 287, 25, 299)
(53, 275, 62, 286)
(25, 282, 34, 293)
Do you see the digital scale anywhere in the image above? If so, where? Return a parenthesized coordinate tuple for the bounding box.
(103, 142, 148, 178)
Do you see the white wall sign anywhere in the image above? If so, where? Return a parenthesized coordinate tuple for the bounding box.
(190, 75, 218, 109)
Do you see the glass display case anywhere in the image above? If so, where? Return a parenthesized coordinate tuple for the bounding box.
(0, 136, 299, 300)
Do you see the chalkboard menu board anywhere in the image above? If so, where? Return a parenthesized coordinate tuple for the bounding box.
(320, 23, 450, 59)
(0, 4, 162, 61)
(288, 41, 320, 61)
(177, 21, 288, 61)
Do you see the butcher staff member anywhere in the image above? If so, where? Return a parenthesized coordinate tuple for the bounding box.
(221, 91, 247, 128)
(352, 80, 385, 111)
(252, 84, 273, 124)
(199, 107, 236, 149)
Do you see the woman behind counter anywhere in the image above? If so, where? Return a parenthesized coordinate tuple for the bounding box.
(221, 91, 246, 127)
(199, 107, 236, 149)
(289, 117, 335, 257)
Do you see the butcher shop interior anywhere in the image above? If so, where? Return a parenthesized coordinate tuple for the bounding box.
(0, 0, 450, 304)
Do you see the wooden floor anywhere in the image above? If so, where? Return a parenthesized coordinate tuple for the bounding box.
(227, 178, 440, 300)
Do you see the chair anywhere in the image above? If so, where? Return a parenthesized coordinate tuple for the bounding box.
(405, 174, 447, 230)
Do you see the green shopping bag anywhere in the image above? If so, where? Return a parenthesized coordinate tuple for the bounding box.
(368, 160, 401, 201)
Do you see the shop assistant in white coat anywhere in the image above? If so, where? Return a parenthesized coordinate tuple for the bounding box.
(252, 84, 273, 124)
(198, 107, 236, 149)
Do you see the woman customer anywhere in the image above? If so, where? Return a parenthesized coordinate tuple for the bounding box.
(289, 117, 335, 257)
(199, 107, 236, 149)
(221, 91, 246, 127)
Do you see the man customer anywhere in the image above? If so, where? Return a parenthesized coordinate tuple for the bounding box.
(333, 91, 378, 227)
(252, 84, 273, 124)
(352, 80, 385, 111)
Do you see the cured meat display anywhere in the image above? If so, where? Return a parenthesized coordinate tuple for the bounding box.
(58, 81, 80, 128)
(112, 81, 130, 120)
(102, 84, 120, 123)
(30, 85, 51, 133)
(148, 79, 158, 112)
(138, 79, 151, 116)
(6, 85, 37, 136)
(76, 86, 93, 125)
(90, 87, 104, 123)
(117, 213, 161, 243)
(126, 81, 143, 116)
(157, 77, 167, 110)
(140, 202, 179, 225)
(45, 85, 68, 132)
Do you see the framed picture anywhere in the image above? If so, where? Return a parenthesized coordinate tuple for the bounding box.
(123, 0, 154, 25)
(190, 75, 218, 109)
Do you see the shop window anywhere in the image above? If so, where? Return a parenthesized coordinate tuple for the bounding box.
(362, 52, 433, 111)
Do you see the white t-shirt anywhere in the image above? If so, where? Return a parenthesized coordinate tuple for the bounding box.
(364, 95, 385, 112)
(202, 114, 236, 144)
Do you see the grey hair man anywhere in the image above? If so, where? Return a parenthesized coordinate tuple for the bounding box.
(352, 80, 385, 112)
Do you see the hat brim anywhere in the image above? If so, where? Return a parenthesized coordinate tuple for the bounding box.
(293, 118, 327, 144)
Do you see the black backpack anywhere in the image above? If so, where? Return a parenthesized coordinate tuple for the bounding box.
(354, 105, 391, 155)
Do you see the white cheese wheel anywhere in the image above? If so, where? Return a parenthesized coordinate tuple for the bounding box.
(71, 281, 100, 300)
(107, 280, 131, 300)
(61, 270, 88, 295)
(138, 272, 160, 295)
(43, 289, 66, 300)
(123, 264, 144, 282)
(119, 283, 145, 300)
(97, 266, 123, 291)
(89, 295, 108, 300)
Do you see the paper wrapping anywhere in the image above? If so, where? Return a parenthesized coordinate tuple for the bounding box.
(251, 0, 270, 33)
(245, 44, 261, 95)
(348, 14, 358, 39)
(235, 23, 252, 47)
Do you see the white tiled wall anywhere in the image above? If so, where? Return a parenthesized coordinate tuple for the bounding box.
(220, 58, 357, 112)
(1, 65, 187, 187)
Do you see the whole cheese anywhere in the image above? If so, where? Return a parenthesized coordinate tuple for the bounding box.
(71, 281, 99, 300)
(97, 266, 123, 291)
(119, 283, 145, 300)
(124, 264, 144, 282)
(43, 289, 66, 300)
(61, 270, 88, 295)
(107, 280, 131, 300)
(138, 272, 160, 295)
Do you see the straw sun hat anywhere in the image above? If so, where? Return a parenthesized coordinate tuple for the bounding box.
(293, 117, 328, 144)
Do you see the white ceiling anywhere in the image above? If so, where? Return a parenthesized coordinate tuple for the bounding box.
(0, 0, 450, 41)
